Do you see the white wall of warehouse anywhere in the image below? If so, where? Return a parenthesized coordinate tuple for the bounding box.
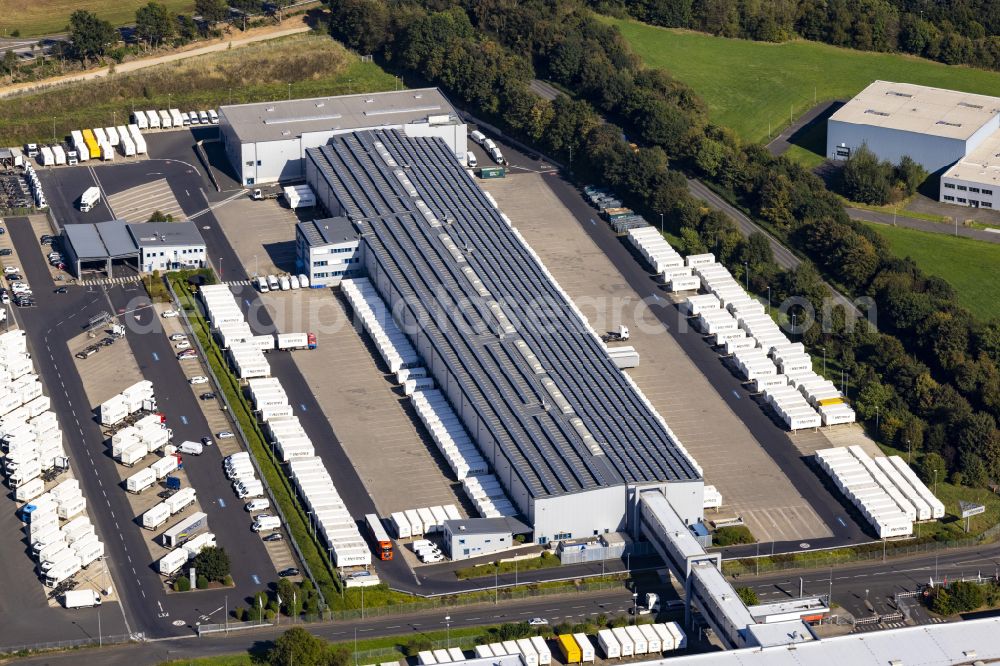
(940, 174, 1000, 209)
(233, 122, 468, 186)
(826, 119, 975, 173)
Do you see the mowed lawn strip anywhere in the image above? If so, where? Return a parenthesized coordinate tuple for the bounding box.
(605, 18, 1000, 149)
(0, 0, 195, 37)
(863, 223, 1000, 321)
(0, 33, 398, 145)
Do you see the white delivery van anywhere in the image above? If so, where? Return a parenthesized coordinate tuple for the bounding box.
(252, 515, 281, 532)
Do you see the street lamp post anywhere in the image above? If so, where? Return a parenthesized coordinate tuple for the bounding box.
(875, 405, 879, 440)
(659, 213, 664, 235)
(767, 285, 771, 313)
(907, 439, 911, 464)
(822, 347, 826, 376)
(744, 261, 749, 292)
(445, 615, 451, 647)
(632, 592, 638, 624)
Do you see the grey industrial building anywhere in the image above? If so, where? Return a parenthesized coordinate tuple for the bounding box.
(304, 130, 705, 545)
(827, 80, 1000, 173)
(62, 220, 206, 277)
(218, 88, 468, 186)
(442, 516, 531, 560)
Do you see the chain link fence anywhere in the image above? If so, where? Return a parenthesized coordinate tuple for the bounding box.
(0, 633, 133, 656)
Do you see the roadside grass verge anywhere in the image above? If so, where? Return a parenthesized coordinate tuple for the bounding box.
(840, 195, 948, 223)
(0, 33, 398, 145)
(710, 525, 755, 547)
(455, 552, 561, 580)
(168, 275, 342, 605)
(604, 17, 1000, 152)
(862, 222, 1000, 321)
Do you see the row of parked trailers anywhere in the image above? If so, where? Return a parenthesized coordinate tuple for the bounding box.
(201, 284, 271, 380)
(109, 413, 172, 467)
(99, 379, 157, 427)
(816, 446, 945, 538)
(0, 331, 68, 490)
(388, 504, 461, 539)
(22, 161, 47, 208)
(67, 125, 147, 163)
(23, 485, 106, 588)
(625, 227, 700, 292)
(678, 259, 855, 431)
(200, 284, 370, 568)
(158, 512, 214, 576)
(289, 456, 371, 567)
(130, 109, 218, 130)
(342, 278, 518, 519)
(1, 331, 106, 588)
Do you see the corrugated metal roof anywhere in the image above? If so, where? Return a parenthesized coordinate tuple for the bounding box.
(306, 130, 700, 499)
(64, 220, 138, 260)
(296, 217, 358, 247)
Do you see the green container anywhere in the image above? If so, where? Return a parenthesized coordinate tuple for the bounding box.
(479, 167, 506, 179)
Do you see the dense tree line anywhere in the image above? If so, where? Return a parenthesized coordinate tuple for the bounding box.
(326, 0, 1000, 492)
(839, 145, 927, 205)
(597, 0, 1000, 72)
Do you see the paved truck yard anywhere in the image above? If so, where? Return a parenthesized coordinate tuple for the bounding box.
(477, 172, 832, 544)
(214, 201, 472, 516)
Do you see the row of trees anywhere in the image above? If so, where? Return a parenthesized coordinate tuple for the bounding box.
(326, 0, 1000, 492)
(64, 0, 283, 65)
(598, 0, 1000, 73)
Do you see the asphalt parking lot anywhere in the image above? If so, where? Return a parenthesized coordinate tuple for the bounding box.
(35, 127, 223, 231)
(1, 216, 284, 642)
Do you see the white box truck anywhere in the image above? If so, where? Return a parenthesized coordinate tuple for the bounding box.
(158, 110, 172, 128)
(63, 589, 101, 608)
(79, 186, 100, 213)
(131, 112, 148, 129)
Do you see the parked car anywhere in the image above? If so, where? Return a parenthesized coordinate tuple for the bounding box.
(189, 376, 209, 385)
(4, 266, 19, 274)
(262, 533, 283, 542)
(175, 340, 191, 349)
(169, 333, 187, 341)
(200, 436, 213, 447)
(216, 431, 234, 439)
(54, 287, 67, 294)
(278, 568, 299, 577)
(528, 618, 549, 626)
(177, 350, 197, 360)
(161, 310, 179, 318)
(0, 249, 11, 256)
(199, 392, 216, 401)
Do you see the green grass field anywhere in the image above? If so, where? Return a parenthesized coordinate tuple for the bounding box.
(605, 18, 1000, 157)
(864, 223, 1000, 321)
(0, 0, 196, 37)
(0, 32, 398, 145)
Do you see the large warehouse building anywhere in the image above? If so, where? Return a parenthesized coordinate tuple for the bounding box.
(218, 88, 467, 186)
(827, 80, 1000, 208)
(305, 130, 706, 544)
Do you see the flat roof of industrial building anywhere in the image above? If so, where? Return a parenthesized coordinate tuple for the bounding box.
(65, 220, 204, 260)
(443, 516, 531, 535)
(307, 131, 701, 500)
(296, 217, 358, 247)
(220, 88, 460, 144)
(128, 221, 204, 248)
(829, 80, 1000, 140)
(941, 129, 1000, 186)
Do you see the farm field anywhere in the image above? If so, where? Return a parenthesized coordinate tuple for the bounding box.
(864, 222, 1000, 321)
(605, 18, 1000, 162)
(0, 33, 398, 145)
(0, 0, 195, 36)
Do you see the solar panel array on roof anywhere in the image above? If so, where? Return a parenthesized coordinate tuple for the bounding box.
(307, 130, 701, 499)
